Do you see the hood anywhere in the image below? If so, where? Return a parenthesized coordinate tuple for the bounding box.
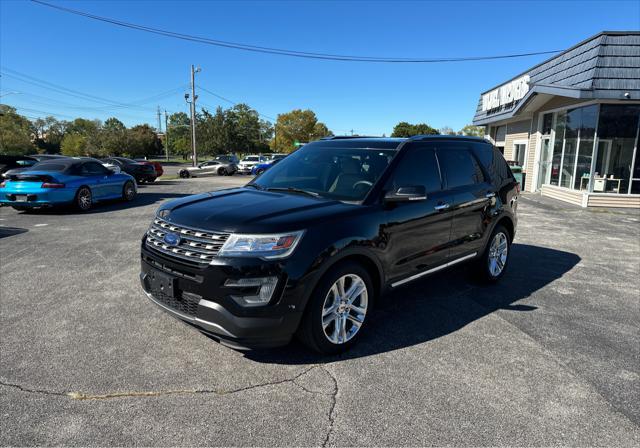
(160, 187, 359, 233)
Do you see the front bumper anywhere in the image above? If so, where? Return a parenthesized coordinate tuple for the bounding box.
(140, 243, 306, 349)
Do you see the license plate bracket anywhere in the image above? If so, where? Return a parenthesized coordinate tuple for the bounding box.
(15, 195, 28, 202)
(147, 269, 176, 297)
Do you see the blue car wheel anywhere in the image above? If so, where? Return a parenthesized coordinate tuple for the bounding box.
(76, 186, 93, 211)
(123, 181, 136, 201)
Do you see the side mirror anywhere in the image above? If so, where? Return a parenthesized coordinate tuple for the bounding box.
(384, 185, 427, 203)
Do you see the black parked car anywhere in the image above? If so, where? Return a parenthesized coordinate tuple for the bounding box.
(102, 157, 156, 183)
(1, 155, 39, 178)
(140, 136, 518, 354)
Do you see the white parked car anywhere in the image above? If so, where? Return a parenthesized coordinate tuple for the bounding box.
(237, 155, 267, 174)
(101, 161, 121, 174)
(179, 160, 238, 178)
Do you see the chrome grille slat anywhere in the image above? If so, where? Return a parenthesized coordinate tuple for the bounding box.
(145, 218, 230, 264)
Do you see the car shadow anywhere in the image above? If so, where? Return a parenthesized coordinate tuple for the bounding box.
(0, 226, 28, 239)
(12, 192, 188, 215)
(244, 243, 581, 364)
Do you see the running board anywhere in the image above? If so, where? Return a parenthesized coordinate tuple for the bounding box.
(390, 252, 478, 288)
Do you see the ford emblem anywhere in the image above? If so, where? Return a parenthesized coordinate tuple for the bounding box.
(163, 232, 181, 246)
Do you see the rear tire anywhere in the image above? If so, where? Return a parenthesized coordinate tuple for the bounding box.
(297, 261, 374, 355)
(122, 181, 136, 202)
(476, 224, 511, 283)
(75, 186, 92, 211)
(179, 170, 190, 178)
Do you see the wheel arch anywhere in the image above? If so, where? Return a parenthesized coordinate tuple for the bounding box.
(494, 215, 515, 242)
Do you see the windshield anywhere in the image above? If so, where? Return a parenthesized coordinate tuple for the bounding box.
(252, 143, 397, 201)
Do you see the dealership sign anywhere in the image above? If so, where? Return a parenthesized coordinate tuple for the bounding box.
(482, 75, 530, 112)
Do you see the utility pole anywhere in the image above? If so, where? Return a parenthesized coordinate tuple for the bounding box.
(185, 64, 201, 167)
(164, 110, 169, 162)
(156, 106, 162, 133)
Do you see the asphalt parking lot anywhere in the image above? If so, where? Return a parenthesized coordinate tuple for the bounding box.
(1, 176, 639, 446)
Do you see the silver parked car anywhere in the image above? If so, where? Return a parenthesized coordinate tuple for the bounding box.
(179, 160, 238, 178)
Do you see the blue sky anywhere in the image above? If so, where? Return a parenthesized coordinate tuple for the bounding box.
(1, 0, 639, 135)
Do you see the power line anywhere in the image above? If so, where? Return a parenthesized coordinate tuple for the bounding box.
(2, 68, 186, 112)
(197, 85, 277, 122)
(31, 0, 563, 63)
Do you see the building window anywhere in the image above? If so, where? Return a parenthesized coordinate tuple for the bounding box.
(514, 142, 527, 166)
(544, 104, 640, 194)
(542, 113, 553, 135)
(593, 104, 640, 194)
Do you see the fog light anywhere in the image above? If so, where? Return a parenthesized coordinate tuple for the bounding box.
(224, 277, 278, 307)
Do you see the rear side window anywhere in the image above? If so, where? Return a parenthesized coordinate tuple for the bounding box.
(31, 162, 68, 172)
(437, 148, 485, 189)
(387, 146, 441, 193)
(81, 162, 109, 175)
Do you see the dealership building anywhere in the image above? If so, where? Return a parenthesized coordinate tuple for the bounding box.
(473, 31, 640, 208)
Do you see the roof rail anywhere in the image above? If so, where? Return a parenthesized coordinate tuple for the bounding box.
(407, 134, 488, 142)
(320, 135, 380, 140)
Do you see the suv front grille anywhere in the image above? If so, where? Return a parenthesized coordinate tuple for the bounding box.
(145, 218, 230, 265)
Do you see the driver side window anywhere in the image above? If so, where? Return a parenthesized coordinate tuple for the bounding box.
(386, 146, 442, 193)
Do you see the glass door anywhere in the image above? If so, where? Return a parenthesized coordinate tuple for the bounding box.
(537, 137, 553, 190)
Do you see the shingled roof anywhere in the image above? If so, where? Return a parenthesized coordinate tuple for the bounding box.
(473, 31, 640, 125)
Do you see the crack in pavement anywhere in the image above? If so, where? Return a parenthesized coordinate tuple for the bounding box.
(0, 365, 322, 401)
(321, 366, 339, 448)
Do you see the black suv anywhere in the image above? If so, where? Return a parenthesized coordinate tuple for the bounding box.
(140, 136, 518, 354)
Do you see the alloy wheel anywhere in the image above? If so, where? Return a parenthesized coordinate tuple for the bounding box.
(321, 274, 368, 344)
(124, 182, 136, 200)
(488, 232, 508, 277)
(78, 187, 92, 211)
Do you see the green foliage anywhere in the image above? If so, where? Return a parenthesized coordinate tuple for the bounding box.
(458, 124, 485, 137)
(101, 117, 128, 156)
(126, 124, 163, 158)
(439, 126, 456, 135)
(31, 116, 67, 154)
(391, 122, 439, 138)
(64, 118, 102, 156)
(272, 109, 332, 153)
(0, 105, 36, 155)
(166, 112, 191, 159)
(61, 133, 89, 156)
(197, 104, 273, 156)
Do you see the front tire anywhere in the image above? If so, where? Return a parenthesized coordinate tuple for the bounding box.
(256, 169, 265, 175)
(76, 186, 92, 211)
(122, 181, 136, 202)
(476, 225, 511, 283)
(297, 261, 373, 355)
(179, 170, 190, 178)
(218, 167, 227, 176)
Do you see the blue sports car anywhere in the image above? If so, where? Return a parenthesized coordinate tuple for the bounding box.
(250, 154, 287, 175)
(0, 157, 137, 211)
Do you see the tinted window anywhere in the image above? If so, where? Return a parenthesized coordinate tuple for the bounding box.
(81, 162, 109, 175)
(387, 146, 441, 193)
(31, 162, 68, 172)
(437, 148, 485, 188)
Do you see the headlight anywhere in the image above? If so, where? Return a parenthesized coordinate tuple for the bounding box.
(218, 230, 304, 259)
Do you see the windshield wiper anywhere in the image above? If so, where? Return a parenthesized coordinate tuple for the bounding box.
(265, 187, 321, 198)
(245, 183, 263, 190)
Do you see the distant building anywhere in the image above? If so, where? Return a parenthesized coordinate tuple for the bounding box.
(473, 31, 640, 208)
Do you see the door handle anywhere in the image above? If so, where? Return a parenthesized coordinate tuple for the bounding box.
(434, 203, 450, 211)
(485, 192, 496, 199)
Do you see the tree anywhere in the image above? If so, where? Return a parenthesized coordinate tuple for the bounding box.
(31, 116, 67, 154)
(166, 112, 191, 159)
(439, 126, 456, 135)
(64, 118, 102, 156)
(126, 124, 162, 158)
(0, 105, 36, 155)
(61, 133, 89, 156)
(458, 124, 485, 137)
(272, 109, 332, 153)
(390, 121, 439, 138)
(101, 117, 128, 156)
